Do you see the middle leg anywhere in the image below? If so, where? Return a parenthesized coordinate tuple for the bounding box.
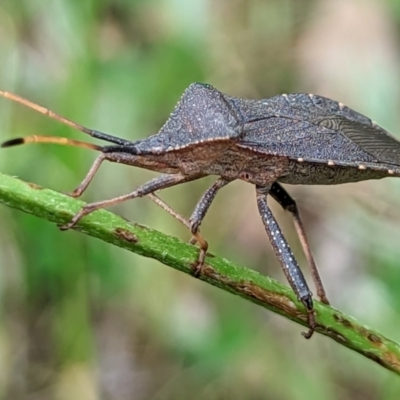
(149, 178, 231, 276)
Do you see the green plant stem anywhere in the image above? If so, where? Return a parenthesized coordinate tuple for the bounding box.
(0, 172, 400, 374)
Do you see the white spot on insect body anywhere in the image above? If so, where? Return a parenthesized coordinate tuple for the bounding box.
(282, 94, 290, 105)
(297, 158, 304, 162)
(388, 170, 395, 174)
(358, 165, 367, 170)
(327, 160, 335, 166)
(338, 102, 345, 110)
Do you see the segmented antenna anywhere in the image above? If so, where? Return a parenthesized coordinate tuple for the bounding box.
(0, 90, 131, 145)
(1, 135, 103, 151)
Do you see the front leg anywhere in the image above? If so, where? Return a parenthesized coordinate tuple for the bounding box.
(67, 154, 106, 198)
(60, 173, 203, 230)
(256, 185, 316, 339)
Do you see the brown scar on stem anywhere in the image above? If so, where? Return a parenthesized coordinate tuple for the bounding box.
(27, 182, 44, 190)
(385, 352, 400, 369)
(333, 314, 353, 328)
(356, 325, 386, 347)
(114, 227, 138, 243)
(215, 273, 378, 344)
(363, 349, 400, 371)
(200, 264, 311, 323)
(367, 333, 382, 345)
(334, 315, 387, 347)
(324, 328, 347, 344)
(364, 351, 385, 366)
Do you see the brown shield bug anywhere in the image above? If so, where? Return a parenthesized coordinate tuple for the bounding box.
(2, 83, 400, 338)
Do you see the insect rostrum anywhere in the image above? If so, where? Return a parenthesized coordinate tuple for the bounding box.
(2, 83, 400, 338)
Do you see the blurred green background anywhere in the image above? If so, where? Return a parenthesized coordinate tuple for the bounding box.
(1, 0, 400, 399)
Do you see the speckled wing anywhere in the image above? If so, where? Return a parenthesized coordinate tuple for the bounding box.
(235, 93, 400, 167)
(237, 117, 378, 164)
(316, 116, 400, 166)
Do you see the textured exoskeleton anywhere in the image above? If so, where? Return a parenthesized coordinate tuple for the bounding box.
(2, 83, 400, 338)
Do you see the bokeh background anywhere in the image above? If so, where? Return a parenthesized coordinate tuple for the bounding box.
(1, 0, 400, 399)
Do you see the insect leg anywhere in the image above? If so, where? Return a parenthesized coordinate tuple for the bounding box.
(60, 173, 203, 230)
(188, 178, 231, 275)
(256, 185, 316, 339)
(147, 193, 208, 266)
(147, 193, 192, 229)
(145, 177, 230, 240)
(189, 178, 230, 234)
(67, 154, 107, 198)
(147, 178, 230, 276)
(147, 193, 208, 276)
(270, 183, 329, 305)
(67, 156, 196, 228)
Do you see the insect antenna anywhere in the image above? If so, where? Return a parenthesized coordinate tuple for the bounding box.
(0, 90, 132, 145)
(1, 135, 103, 151)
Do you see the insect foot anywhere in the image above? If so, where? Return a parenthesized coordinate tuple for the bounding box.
(300, 295, 316, 339)
(59, 204, 97, 230)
